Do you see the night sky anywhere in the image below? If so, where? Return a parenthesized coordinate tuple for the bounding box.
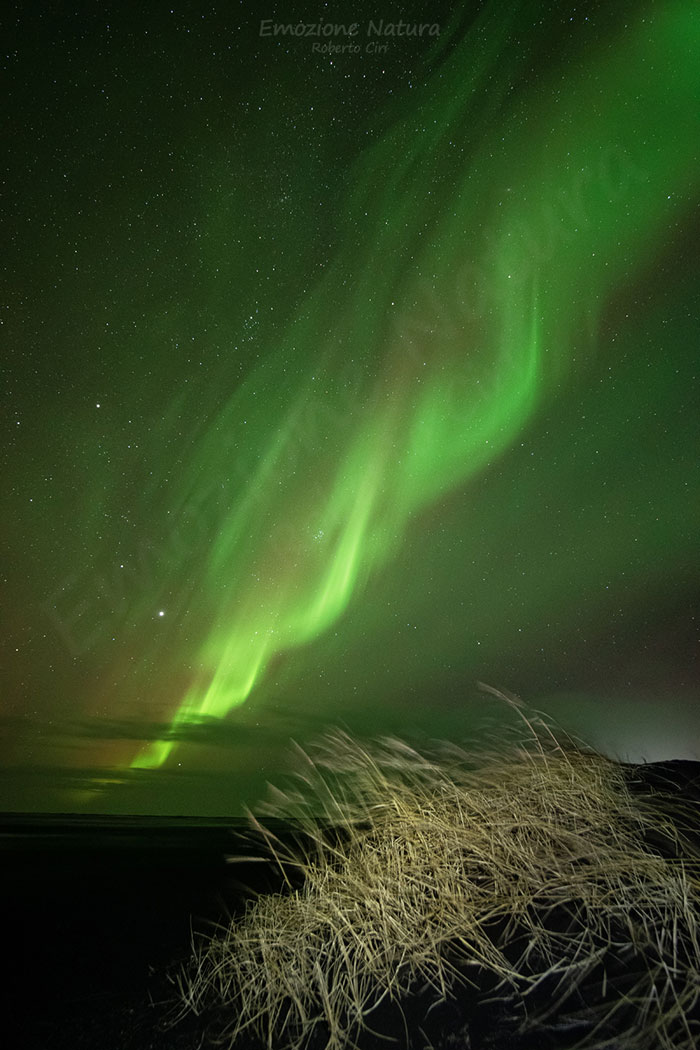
(2, 0, 699, 815)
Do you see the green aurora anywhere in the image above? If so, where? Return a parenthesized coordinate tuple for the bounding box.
(2, 0, 699, 813)
(131, 0, 700, 769)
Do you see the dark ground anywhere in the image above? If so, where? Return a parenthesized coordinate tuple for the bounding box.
(2, 760, 700, 1050)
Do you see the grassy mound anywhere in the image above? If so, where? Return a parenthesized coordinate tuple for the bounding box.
(167, 691, 700, 1049)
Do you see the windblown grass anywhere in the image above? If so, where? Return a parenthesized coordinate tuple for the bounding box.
(167, 688, 700, 1050)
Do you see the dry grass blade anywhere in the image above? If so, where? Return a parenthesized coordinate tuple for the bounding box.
(168, 693, 700, 1050)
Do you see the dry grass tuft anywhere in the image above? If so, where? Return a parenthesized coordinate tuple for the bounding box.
(167, 688, 700, 1050)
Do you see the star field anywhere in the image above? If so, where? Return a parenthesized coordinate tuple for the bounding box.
(1, 0, 699, 814)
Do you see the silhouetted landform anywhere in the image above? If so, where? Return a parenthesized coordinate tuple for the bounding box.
(3, 758, 700, 1050)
